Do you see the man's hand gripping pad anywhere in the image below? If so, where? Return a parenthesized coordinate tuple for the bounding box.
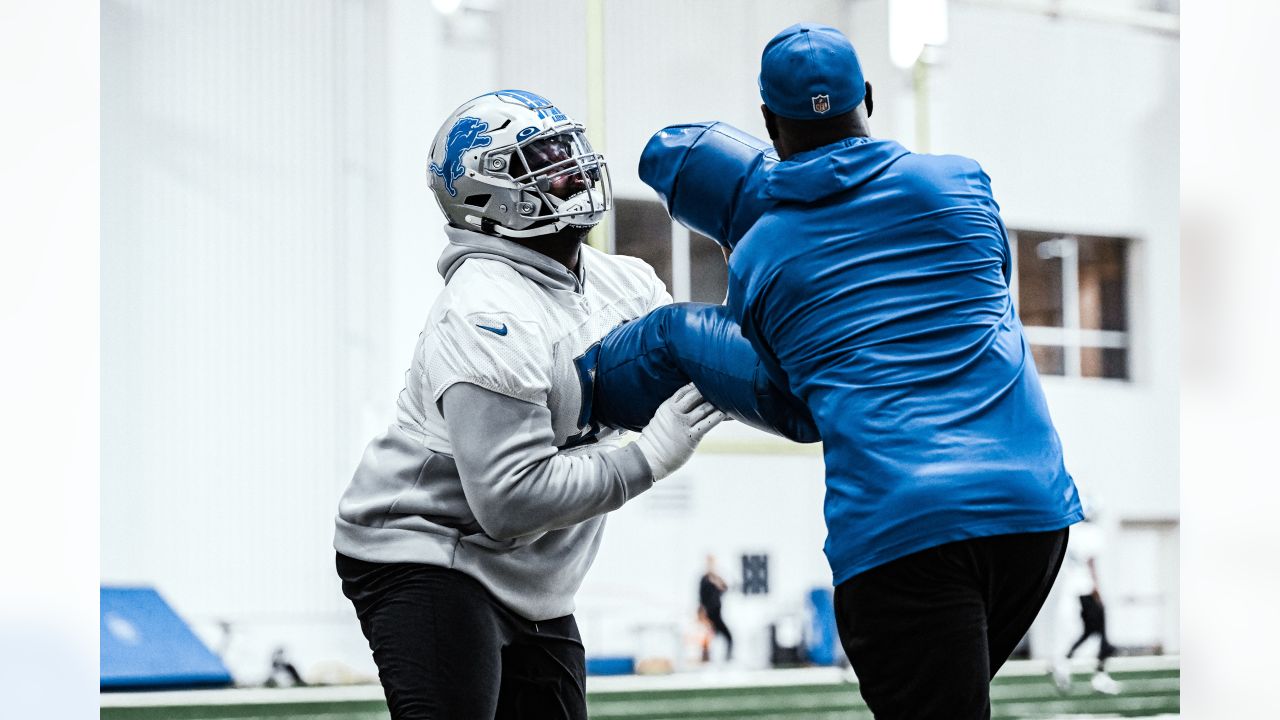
(581, 303, 819, 443)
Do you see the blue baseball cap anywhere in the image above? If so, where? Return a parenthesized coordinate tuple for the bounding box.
(759, 23, 865, 120)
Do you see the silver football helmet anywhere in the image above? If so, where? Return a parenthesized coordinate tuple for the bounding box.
(427, 90, 611, 239)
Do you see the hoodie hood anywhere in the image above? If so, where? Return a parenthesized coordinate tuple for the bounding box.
(437, 225, 581, 292)
(765, 136, 910, 203)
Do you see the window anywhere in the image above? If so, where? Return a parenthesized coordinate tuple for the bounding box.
(612, 204, 1133, 381)
(741, 553, 770, 595)
(1013, 230, 1130, 379)
(613, 198, 727, 303)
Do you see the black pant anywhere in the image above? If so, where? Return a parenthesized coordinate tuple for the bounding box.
(834, 529, 1069, 720)
(1067, 593, 1114, 670)
(701, 605, 734, 659)
(336, 553, 587, 720)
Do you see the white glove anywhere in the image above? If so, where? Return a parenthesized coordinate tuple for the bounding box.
(633, 383, 726, 481)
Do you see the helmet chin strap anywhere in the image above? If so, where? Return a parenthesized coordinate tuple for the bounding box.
(484, 188, 606, 239)
(489, 221, 564, 239)
(550, 188, 607, 227)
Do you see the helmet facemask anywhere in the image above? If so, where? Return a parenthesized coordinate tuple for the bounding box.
(481, 127, 612, 238)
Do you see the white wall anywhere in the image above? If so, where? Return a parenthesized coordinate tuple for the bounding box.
(101, 0, 376, 680)
(101, 0, 505, 682)
(604, 0, 853, 199)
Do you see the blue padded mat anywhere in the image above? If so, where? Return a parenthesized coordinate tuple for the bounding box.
(806, 587, 839, 666)
(101, 586, 233, 690)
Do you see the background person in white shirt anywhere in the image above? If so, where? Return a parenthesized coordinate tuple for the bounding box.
(1060, 497, 1121, 695)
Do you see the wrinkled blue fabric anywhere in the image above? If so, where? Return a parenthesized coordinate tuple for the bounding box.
(724, 136, 1083, 584)
(586, 302, 819, 443)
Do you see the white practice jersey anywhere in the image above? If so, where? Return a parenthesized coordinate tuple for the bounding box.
(335, 226, 670, 620)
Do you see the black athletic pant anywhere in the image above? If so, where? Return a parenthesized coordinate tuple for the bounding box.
(834, 528, 1069, 720)
(702, 605, 734, 659)
(1067, 593, 1114, 671)
(336, 553, 587, 720)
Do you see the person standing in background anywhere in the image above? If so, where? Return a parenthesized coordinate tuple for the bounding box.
(698, 554, 734, 662)
(1062, 502, 1121, 694)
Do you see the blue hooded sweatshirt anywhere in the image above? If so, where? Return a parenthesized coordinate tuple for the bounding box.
(727, 136, 1082, 585)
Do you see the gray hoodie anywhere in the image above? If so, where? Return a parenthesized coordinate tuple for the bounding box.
(334, 227, 670, 620)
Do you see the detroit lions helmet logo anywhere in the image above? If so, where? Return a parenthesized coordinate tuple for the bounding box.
(429, 116, 493, 197)
(494, 89, 567, 122)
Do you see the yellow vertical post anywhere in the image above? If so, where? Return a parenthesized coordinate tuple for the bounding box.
(585, 0, 609, 252)
(912, 53, 930, 154)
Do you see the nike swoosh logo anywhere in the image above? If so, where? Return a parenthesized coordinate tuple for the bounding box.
(476, 323, 508, 336)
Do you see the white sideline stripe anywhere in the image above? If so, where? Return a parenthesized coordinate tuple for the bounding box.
(993, 654, 1181, 679)
(588, 683, 1182, 718)
(1045, 716, 1179, 720)
(589, 678, 1181, 716)
(1000, 696, 1180, 715)
(589, 666, 849, 693)
(991, 677, 1181, 700)
(99, 655, 1179, 708)
(592, 695, 850, 716)
(100, 685, 387, 708)
(590, 655, 1180, 692)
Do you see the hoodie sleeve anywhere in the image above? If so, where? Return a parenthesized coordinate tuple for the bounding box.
(427, 306, 554, 406)
(645, 264, 674, 311)
(442, 382, 655, 541)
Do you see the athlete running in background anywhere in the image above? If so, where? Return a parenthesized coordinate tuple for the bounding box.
(1063, 500, 1121, 694)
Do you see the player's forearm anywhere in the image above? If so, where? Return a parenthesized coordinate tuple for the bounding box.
(443, 382, 654, 541)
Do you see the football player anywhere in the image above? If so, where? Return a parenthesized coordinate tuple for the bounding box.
(333, 90, 723, 719)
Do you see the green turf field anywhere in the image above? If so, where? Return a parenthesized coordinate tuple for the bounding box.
(101, 658, 1179, 719)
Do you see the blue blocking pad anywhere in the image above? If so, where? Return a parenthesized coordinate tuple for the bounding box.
(589, 302, 818, 443)
(638, 121, 776, 250)
(101, 586, 234, 690)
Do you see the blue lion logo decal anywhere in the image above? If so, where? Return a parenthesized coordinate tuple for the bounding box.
(430, 116, 493, 197)
(494, 89, 567, 122)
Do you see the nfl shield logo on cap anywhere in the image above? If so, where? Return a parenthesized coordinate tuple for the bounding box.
(760, 24, 866, 119)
